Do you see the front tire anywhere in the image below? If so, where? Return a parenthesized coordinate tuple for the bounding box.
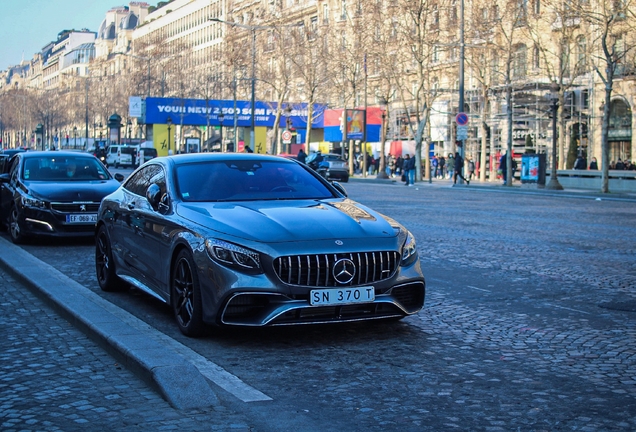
(95, 225, 127, 292)
(9, 205, 25, 244)
(171, 250, 206, 337)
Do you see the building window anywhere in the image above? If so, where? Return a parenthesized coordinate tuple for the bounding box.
(533, 44, 540, 69)
(513, 44, 527, 78)
(576, 35, 587, 73)
(432, 45, 440, 63)
(561, 39, 570, 77)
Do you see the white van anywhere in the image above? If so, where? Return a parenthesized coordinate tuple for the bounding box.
(106, 145, 137, 168)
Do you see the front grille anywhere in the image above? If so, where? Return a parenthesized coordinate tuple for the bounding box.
(51, 202, 100, 213)
(273, 251, 399, 287)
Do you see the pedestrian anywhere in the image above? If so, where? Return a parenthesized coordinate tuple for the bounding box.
(297, 148, 307, 163)
(366, 153, 375, 175)
(467, 158, 475, 179)
(438, 155, 446, 179)
(589, 157, 598, 170)
(615, 158, 625, 170)
(446, 153, 455, 180)
(244, 144, 253, 153)
(453, 152, 470, 185)
(385, 153, 393, 177)
(499, 152, 507, 185)
(389, 154, 397, 177)
(432, 155, 439, 179)
(573, 155, 586, 170)
(403, 154, 416, 186)
(395, 155, 403, 177)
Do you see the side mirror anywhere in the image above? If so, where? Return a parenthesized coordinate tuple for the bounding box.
(146, 184, 162, 210)
(114, 173, 125, 182)
(146, 183, 170, 213)
(331, 181, 348, 197)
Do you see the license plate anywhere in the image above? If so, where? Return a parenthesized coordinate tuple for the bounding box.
(66, 214, 97, 223)
(310, 287, 375, 306)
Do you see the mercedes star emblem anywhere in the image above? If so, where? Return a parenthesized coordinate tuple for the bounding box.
(333, 258, 356, 284)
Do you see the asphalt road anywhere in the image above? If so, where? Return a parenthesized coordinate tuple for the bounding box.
(2, 181, 635, 431)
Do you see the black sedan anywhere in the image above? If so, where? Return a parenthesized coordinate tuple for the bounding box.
(95, 153, 425, 336)
(0, 151, 123, 243)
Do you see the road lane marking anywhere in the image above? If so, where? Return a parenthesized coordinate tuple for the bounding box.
(466, 285, 491, 292)
(544, 303, 591, 315)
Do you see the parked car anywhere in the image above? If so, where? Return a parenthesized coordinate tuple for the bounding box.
(0, 151, 124, 243)
(105, 144, 137, 168)
(306, 152, 349, 182)
(95, 153, 424, 336)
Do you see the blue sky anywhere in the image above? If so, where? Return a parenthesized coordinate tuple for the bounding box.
(0, 0, 133, 71)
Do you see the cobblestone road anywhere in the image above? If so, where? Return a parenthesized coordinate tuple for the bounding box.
(1, 181, 635, 431)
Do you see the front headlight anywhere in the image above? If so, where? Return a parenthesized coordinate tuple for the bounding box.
(401, 231, 418, 266)
(205, 239, 262, 272)
(22, 196, 47, 209)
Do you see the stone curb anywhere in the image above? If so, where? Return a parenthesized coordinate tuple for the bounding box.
(348, 176, 636, 202)
(0, 236, 218, 410)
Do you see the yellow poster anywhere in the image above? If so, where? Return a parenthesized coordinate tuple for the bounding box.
(153, 124, 171, 157)
(254, 127, 267, 154)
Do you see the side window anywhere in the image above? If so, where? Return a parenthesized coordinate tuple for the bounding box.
(123, 165, 164, 197)
(9, 156, 21, 182)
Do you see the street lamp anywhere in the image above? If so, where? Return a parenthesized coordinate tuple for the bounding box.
(283, 106, 292, 154)
(218, 111, 225, 151)
(167, 116, 173, 155)
(210, 18, 257, 151)
(377, 97, 389, 179)
(545, 83, 564, 190)
(210, 17, 301, 152)
(127, 118, 132, 143)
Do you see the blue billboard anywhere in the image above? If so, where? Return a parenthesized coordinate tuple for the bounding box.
(145, 97, 325, 129)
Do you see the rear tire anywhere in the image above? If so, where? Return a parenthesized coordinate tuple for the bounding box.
(95, 225, 127, 292)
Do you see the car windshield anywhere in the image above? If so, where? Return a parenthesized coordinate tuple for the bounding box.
(176, 159, 335, 202)
(22, 156, 110, 181)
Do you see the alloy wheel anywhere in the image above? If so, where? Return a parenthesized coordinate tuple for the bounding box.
(173, 257, 195, 328)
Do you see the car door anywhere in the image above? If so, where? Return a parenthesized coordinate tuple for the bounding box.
(0, 155, 21, 224)
(120, 165, 173, 295)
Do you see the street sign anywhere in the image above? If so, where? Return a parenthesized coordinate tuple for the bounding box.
(282, 130, 292, 144)
(455, 112, 469, 126)
(456, 125, 468, 140)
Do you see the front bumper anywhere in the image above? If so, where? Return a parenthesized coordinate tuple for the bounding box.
(219, 280, 425, 326)
(20, 207, 96, 237)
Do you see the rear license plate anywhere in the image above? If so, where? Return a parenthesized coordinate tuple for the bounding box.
(310, 287, 375, 306)
(66, 214, 97, 223)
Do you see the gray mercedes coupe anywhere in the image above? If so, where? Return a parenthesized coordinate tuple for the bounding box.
(95, 153, 425, 336)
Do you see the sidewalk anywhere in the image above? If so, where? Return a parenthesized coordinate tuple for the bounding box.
(348, 173, 636, 202)
(0, 236, 254, 431)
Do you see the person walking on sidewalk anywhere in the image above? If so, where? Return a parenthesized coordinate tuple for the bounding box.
(403, 154, 416, 186)
(446, 153, 455, 180)
(453, 152, 470, 185)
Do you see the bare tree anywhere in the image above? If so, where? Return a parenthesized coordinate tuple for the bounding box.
(581, 0, 636, 193)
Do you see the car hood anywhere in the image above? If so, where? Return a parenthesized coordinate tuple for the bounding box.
(176, 198, 399, 243)
(25, 180, 120, 202)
